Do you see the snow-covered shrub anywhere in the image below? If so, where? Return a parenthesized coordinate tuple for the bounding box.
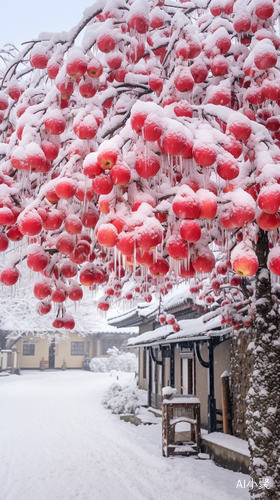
(102, 383, 141, 415)
(90, 347, 138, 373)
(89, 357, 108, 372)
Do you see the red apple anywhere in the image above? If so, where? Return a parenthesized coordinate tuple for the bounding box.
(55, 178, 77, 199)
(193, 142, 217, 167)
(42, 209, 64, 231)
(268, 247, 280, 276)
(135, 156, 160, 178)
(97, 223, 118, 248)
(8, 80, 21, 101)
(92, 174, 113, 195)
(128, 13, 149, 34)
(51, 288, 66, 303)
(6, 225, 23, 242)
(79, 76, 98, 98)
(174, 66, 194, 92)
(47, 58, 60, 79)
(41, 140, 60, 162)
(174, 100, 193, 118)
(257, 211, 280, 230)
(81, 207, 99, 228)
(56, 77, 74, 100)
(137, 223, 163, 251)
(97, 142, 119, 169)
(65, 214, 83, 235)
(97, 33, 116, 53)
(135, 249, 154, 267)
(116, 232, 136, 256)
(159, 126, 192, 156)
(83, 153, 103, 178)
(258, 185, 280, 214)
(217, 154, 240, 181)
(0, 267, 20, 286)
(44, 109, 66, 135)
(18, 210, 43, 236)
(52, 318, 65, 329)
(180, 220, 201, 242)
(34, 281, 52, 300)
(131, 109, 149, 134)
(69, 286, 83, 301)
(110, 162, 131, 185)
(0, 92, 8, 111)
(227, 114, 252, 142)
(230, 275, 242, 287)
(211, 56, 229, 77)
(0, 233, 9, 252)
(149, 256, 169, 276)
(45, 184, 60, 204)
(189, 60, 208, 83)
(30, 46, 50, 69)
(66, 50, 87, 78)
(232, 250, 258, 276)
(166, 234, 188, 260)
(70, 240, 91, 265)
(60, 260, 78, 278)
(87, 57, 103, 78)
(148, 75, 164, 93)
(172, 189, 201, 219)
(27, 247, 49, 272)
(75, 182, 94, 202)
(36, 301, 52, 316)
(56, 232, 76, 254)
(64, 315, 75, 330)
(74, 115, 98, 140)
(0, 207, 14, 225)
(197, 189, 217, 220)
(143, 115, 163, 142)
(192, 248, 215, 273)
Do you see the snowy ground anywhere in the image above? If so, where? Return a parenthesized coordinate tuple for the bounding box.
(0, 370, 250, 500)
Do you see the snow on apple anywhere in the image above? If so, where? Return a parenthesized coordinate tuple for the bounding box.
(231, 242, 258, 277)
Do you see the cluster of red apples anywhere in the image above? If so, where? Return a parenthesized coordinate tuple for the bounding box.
(1, 0, 280, 330)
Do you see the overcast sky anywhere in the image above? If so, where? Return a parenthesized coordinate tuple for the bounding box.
(0, 0, 96, 49)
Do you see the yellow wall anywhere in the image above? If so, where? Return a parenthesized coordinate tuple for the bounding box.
(138, 347, 148, 391)
(16, 332, 94, 369)
(55, 332, 93, 368)
(17, 334, 49, 369)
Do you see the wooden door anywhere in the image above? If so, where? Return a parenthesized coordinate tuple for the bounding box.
(49, 341, 55, 369)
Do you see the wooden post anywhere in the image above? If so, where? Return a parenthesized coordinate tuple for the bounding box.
(195, 404, 201, 449)
(11, 348, 16, 375)
(162, 402, 167, 456)
(221, 374, 232, 434)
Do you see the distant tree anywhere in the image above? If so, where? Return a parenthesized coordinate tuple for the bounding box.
(0, 1, 280, 496)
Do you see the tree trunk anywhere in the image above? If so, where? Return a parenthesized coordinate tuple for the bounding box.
(246, 229, 280, 499)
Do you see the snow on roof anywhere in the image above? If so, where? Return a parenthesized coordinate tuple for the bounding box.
(139, 283, 204, 317)
(127, 315, 231, 347)
(108, 283, 205, 327)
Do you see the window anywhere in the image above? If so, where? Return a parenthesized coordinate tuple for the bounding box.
(71, 342, 85, 356)
(143, 347, 147, 379)
(23, 343, 35, 356)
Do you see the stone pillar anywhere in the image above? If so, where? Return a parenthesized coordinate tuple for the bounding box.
(230, 329, 253, 440)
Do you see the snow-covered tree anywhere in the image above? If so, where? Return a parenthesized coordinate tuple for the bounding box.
(0, 0, 280, 496)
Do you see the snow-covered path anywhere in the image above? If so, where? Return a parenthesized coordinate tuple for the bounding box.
(0, 371, 249, 500)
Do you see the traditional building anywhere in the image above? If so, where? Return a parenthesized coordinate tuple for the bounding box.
(1, 327, 138, 371)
